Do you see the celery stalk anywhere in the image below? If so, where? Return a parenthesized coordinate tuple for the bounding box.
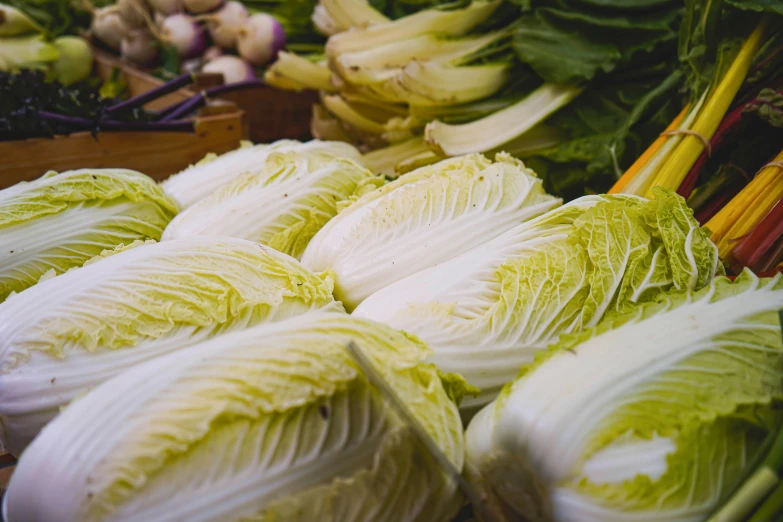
(424, 83, 582, 156)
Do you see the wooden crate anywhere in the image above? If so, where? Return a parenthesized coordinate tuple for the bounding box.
(0, 112, 246, 188)
(94, 47, 317, 143)
(0, 51, 248, 188)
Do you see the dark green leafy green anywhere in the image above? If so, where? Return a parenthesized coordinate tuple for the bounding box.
(510, 0, 681, 84)
(522, 63, 683, 199)
(3, 0, 112, 38)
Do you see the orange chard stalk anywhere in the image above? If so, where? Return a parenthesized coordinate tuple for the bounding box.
(608, 105, 689, 195)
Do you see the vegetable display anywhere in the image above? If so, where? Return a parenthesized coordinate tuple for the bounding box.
(302, 153, 561, 310)
(354, 189, 721, 410)
(0, 236, 339, 456)
(465, 269, 783, 522)
(0, 168, 178, 302)
(4, 311, 467, 522)
(163, 149, 383, 259)
(2, 0, 783, 520)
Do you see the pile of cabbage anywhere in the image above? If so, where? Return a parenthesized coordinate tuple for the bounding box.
(1, 139, 782, 522)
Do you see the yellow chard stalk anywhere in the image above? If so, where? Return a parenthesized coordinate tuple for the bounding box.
(705, 149, 783, 259)
(644, 21, 767, 197)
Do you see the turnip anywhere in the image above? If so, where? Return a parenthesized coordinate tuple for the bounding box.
(203, 45, 223, 62)
(202, 55, 256, 84)
(91, 7, 132, 51)
(183, 0, 224, 15)
(121, 28, 160, 66)
(117, 0, 150, 29)
(161, 13, 206, 58)
(236, 13, 285, 66)
(148, 0, 183, 15)
(205, 1, 247, 49)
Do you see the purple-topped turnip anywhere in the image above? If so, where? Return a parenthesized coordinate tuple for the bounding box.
(161, 13, 207, 58)
(236, 13, 285, 66)
(206, 1, 247, 49)
(148, 0, 183, 15)
(202, 55, 256, 84)
(121, 28, 160, 66)
(91, 7, 132, 50)
(183, 0, 224, 14)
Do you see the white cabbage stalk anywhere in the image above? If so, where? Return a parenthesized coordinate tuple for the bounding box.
(4, 312, 468, 522)
(301, 153, 561, 310)
(0, 237, 339, 456)
(354, 190, 722, 410)
(265, 51, 336, 93)
(334, 31, 504, 86)
(425, 83, 584, 157)
(325, 0, 501, 56)
(0, 169, 178, 302)
(162, 151, 383, 259)
(161, 139, 363, 209)
(312, 0, 389, 37)
(465, 269, 783, 522)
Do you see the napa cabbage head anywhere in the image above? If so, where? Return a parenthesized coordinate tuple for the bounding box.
(162, 150, 384, 259)
(465, 269, 783, 522)
(302, 153, 562, 310)
(0, 237, 339, 456)
(4, 312, 468, 522)
(0, 169, 178, 302)
(354, 188, 722, 411)
(161, 139, 364, 209)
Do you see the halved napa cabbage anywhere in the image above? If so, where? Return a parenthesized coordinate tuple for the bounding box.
(0, 237, 339, 455)
(162, 150, 383, 259)
(302, 153, 561, 310)
(354, 189, 722, 410)
(5, 312, 467, 522)
(0, 169, 178, 302)
(465, 269, 783, 522)
(161, 140, 363, 209)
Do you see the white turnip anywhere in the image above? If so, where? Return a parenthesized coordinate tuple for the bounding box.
(236, 13, 285, 66)
(161, 13, 207, 58)
(91, 7, 132, 50)
(121, 28, 159, 66)
(202, 55, 256, 84)
(206, 1, 247, 49)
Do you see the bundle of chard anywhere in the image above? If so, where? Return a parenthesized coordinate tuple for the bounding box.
(610, 0, 783, 277)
